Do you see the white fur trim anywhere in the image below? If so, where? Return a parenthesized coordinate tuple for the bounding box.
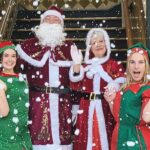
(16, 44, 50, 67)
(96, 101, 109, 150)
(93, 73, 101, 94)
(41, 10, 64, 25)
(49, 59, 72, 67)
(85, 28, 111, 65)
(33, 144, 73, 150)
(87, 101, 109, 150)
(49, 61, 60, 144)
(114, 77, 126, 83)
(87, 101, 95, 150)
(69, 65, 84, 82)
(16, 44, 72, 67)
(97, 66, 113, 83)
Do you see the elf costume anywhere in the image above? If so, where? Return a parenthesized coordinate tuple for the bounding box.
(0, 41, 32, 150)
(112, 43, 150, 150)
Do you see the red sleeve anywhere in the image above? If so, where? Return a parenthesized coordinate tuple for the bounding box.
(141, 88, 150, 122)
(113, 91, 122, 121)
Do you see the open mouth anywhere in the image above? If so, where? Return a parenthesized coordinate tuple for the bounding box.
(133, 71, 140, 75)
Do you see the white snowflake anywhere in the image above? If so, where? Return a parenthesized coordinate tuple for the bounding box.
(10, 136, 15, 140)
(44, 82, 49, 86)
(67, 118, 71, 124)
(32, 75, 35, 79)
(24, 88, 29, 94)
(33, 0, 39, 6)
(28, 120, 32, 125)
(115, 53, 118, 57)
(25, 102, 30, 108)
(111, 43, 116, 48)
(77, 109, 84, 114)
(82, 86, 86, 90)
(117, 61, 121, 64)
(1, 10, 6, 15)
(126, 141, 135, 147)
(36, 97, 41, 102)
(12, 117, 19, 124)
(37, 11, 41, 15)
(40, 75, 43, 79)
(74, 129, 80, 135)
(102, 20, 106, 23)
(36, 71, 40, 75)
(64, 4, 70, 8)
(60, 98, 63, 102)
(7, 78, 13, 83)
(20, 64, 24, 70)
(13, 109, 18, 115)
(15, 126, 19, 132)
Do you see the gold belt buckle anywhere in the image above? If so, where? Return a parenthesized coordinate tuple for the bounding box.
(46, 86, 51, 94)
(90, 92, 96, 101)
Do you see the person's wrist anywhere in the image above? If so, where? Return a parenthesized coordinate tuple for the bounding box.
(108, 100, 114, 105)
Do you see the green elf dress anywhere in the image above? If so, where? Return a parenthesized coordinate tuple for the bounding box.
(112, 83, 150, 150)
(0, 72, 32, 150)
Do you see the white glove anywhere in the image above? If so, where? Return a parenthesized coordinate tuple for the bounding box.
(105, 82, 120, 95)
(71, 45, 83, 65)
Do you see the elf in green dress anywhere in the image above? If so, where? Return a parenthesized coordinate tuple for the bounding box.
(0, 41, 32, 150)
(104, 42, 150, 150)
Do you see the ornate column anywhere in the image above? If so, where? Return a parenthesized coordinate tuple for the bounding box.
(147, 0, 150, 48)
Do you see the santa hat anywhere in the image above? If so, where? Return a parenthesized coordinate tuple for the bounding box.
(40, 6, 64, 26)
(127, 42, 150, 60)
(84, 28, 111, 64)
(0, 41, 15, 54)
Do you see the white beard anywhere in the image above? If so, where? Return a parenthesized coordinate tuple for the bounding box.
(33, 23, 66, 48)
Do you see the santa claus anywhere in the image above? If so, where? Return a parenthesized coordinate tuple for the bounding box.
(16, 6, 78, 150)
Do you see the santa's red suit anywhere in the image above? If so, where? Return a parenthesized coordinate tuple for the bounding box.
(69, 28, 126, 150)
(70, 59, 125, 150)
(16, 37, 74, 150)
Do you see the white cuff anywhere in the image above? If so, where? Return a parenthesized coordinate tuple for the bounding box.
(69, 65, 84, 82)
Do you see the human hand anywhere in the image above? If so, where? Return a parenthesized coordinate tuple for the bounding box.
(104, 89, 116, 104)
(105, 82, 120, 95)
(71, 45, 83, 65)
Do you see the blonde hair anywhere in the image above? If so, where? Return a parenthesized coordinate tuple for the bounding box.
(122, 53, 150, 89)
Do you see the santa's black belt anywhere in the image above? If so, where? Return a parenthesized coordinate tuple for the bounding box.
(81, 92, 103, 101)
(72, 90, 103, 101)
(29, 85, 70, 94)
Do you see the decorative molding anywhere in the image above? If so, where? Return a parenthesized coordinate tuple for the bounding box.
(18, 0, 121, 10)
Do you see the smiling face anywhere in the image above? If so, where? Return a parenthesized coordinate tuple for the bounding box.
(128, 52, 146, 83)
(90, 33, 107, 58)
(2, 48, 17, 74)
